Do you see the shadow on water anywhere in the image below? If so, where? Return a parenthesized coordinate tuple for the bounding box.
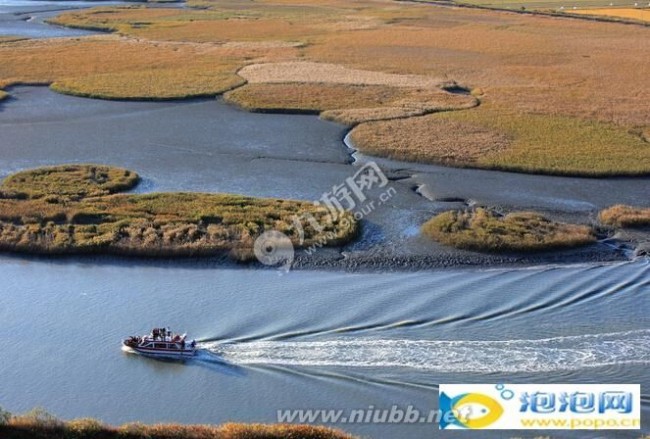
(0, 252, 253, 271)
(0, 94, 14, 114)
(193, 349, 247, 377)
(122, 348, 247, 378)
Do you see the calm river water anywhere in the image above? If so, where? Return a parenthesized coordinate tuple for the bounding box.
(0, 256, 648, 438)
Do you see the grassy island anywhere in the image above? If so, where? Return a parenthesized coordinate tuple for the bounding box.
(599, 205, 650, 228)
(0, 165, 356, 259)
(224, 82, 477, 125)
(422, 208, 595, 253)
(349, 108, 650, 177)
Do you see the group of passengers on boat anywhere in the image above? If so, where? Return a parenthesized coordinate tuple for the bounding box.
(124, 327, 196, 351)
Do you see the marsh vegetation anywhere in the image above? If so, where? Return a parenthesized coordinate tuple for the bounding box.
(0, 165, 356, 259)
(599, 205, 650, 228)
(0, 406, 355, 439)
(350, 106, 650, 176)
(0, 0, 643, 176)
(225, 82, 477, 124)
(421, 208, 596, 252)
(1, 0, 648, 258)
(571, 7, 650, 23)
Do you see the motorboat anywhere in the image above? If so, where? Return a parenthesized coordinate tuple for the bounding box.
(122, 327, 196, 358)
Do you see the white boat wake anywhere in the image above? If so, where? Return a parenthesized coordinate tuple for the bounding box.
(200, 330, 650, 373)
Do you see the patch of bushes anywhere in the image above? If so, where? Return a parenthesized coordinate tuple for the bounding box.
(0, 406, 356, 439)
(2, 165, 139, 200)
(599, 205, 650, 228)
(421, 208, 595, 252)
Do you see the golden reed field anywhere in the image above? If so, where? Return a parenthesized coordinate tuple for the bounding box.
(1, 406, 355, 439)
(0, 0, 649, 176)
(571, 7, 650, 23)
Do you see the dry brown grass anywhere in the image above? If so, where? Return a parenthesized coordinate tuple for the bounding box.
(46, 6, 185, 32)
(35, 1, 650, 126)
(225, 82, 476, 123)
(222, 40, 304, 49)
(350, 112, 511, 164)
(350, 104, 650, 176)
(571, 8, 650, 23)
(131, 18, 323, 42)
(642, 128, 650, 143)
(305, 7, 650, 128)
(0, 165, 357, 259)
(0, 36, 250, 99)
(48, 4, 338, 43)
(321, 106, 431, 125)
(599, 205, 650, 228)
(3, 0, 649, 175)
(3, 414, 356, 439)
(422, 208, 595, 252)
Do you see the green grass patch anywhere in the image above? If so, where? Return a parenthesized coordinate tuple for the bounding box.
(599, 205, 650, 228)
(1, 164, 139, 200)
(473, 110, 650, 176)
(50, 69, 244, 101)
(46, 6, 254, 34)
(351, 106, 650, 176)
(422, 208, 595, 252)
(0, 165, 357, 259)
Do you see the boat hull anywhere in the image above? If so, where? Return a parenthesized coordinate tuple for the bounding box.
(122, 342, 196, 358)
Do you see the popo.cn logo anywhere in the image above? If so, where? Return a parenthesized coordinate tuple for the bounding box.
(440, 384, 641, 430)
(439, 392, 503, 429)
